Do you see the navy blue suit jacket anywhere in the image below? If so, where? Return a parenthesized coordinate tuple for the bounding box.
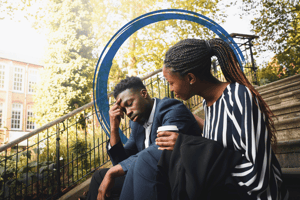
(107, 97, 202, 172)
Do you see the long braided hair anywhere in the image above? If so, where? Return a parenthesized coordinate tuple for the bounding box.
(164, 38, 277, 144)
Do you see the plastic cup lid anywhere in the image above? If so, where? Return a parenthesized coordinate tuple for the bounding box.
(157, 125, 179, 132)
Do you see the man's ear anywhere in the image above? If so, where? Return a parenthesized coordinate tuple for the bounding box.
(140, 89, 148, 98)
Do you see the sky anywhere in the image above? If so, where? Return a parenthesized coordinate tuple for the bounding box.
(0, 19, 46, 65)
(0, 4, 273, 67)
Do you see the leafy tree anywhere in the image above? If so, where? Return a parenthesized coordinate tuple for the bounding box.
(34, 0, 96, 125)
(30, 0, 229, 125)
(91, 0, 227, 78)
(256, 56, 294, 85)
(241, 0, 300, 75)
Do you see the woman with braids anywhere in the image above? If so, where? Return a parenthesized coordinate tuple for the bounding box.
(158, 38, 289, 199)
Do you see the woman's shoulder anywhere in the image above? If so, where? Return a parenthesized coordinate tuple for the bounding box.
(224, 83, 256, 110)
(227, 82, 252, 98)
(227, 82, 248, 92)
(203, 83, 253, 108)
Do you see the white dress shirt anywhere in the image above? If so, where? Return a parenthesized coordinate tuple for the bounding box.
(143, 98, 156, 149)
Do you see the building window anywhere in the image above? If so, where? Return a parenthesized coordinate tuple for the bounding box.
(28, 69, 38, 93)
(13, 67, 24, 92)
(0, 103, 3, 128)
(11, 103, 23, 130)
(0, 64, 6, 90)
(26, 105, 35, 130)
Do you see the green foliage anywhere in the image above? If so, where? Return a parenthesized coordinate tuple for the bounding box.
(34, 0, 96, 125)
(256, 57, 296, 85)
(91, 0, 227, 78)
(108, 61, 128, 95)
(0, 117, 109, 199)
(241, 0, 300, 75)
(30, 0, 229, 126)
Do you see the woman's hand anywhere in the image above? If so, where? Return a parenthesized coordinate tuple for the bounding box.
(156, 131, 179, 150)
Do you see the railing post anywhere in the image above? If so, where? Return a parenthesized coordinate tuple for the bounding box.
(157, 75, 161, 99)
(37, 133, 39, 198)
(3, 150, 7, 199)
(150, 77, 154, 97)
(248, 38, 258, 85)
(56, 124, 61, 197)
(15, 144, 18, 199)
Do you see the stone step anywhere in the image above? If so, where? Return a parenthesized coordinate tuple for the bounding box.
(274, 116, 300, 141)
(274, 111, 300, 122)
(259, 81, 300, 99)
(274, 113, 300, 128)
(268, 101, 300, 141)
(271, 101, 300, 141)
(274, 115, 300, 130)
(275, 140, 300, 167)
(263, 90, 300, 107)
(270, 101, 300, 118)
(276, 128, 300, 141)
(256, 74, 300, 94)
(58, 162, 113, 200)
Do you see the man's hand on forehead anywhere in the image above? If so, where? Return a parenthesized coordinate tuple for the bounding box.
(113, 98, 125, 117)
(116, 98, 122, 105)
(115, 98, 126, 114)
(109, 99, 124, 120)
(115, 98, 122, 105)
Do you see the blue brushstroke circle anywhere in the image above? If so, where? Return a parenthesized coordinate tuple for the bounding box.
(93, 9, 245, 144)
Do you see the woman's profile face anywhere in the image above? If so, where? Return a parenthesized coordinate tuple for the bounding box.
(163, 66, 192, 100)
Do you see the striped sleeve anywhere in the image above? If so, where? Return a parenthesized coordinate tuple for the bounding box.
(230, 84, 276, 199)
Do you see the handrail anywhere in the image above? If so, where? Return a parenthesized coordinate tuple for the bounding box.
(0, 68, 163, 152)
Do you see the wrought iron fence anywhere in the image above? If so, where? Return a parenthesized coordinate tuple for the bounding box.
(0, 101, 107, 200)
(0, 69, 203, 200)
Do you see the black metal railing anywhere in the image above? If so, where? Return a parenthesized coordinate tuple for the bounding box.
(0, 68, 203, 200)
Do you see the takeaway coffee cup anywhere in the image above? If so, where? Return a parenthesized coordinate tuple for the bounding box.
(157, 125, 179, 133)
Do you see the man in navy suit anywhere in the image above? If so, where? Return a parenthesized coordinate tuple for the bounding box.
(87, 76, 202, 200)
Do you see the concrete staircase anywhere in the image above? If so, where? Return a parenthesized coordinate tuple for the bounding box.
(253, 75, 300, 199)
(256, 74, 300, 142)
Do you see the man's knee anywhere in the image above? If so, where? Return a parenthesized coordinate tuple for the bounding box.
(138, 146, 162, 164)
(135, 149, 162, 180)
